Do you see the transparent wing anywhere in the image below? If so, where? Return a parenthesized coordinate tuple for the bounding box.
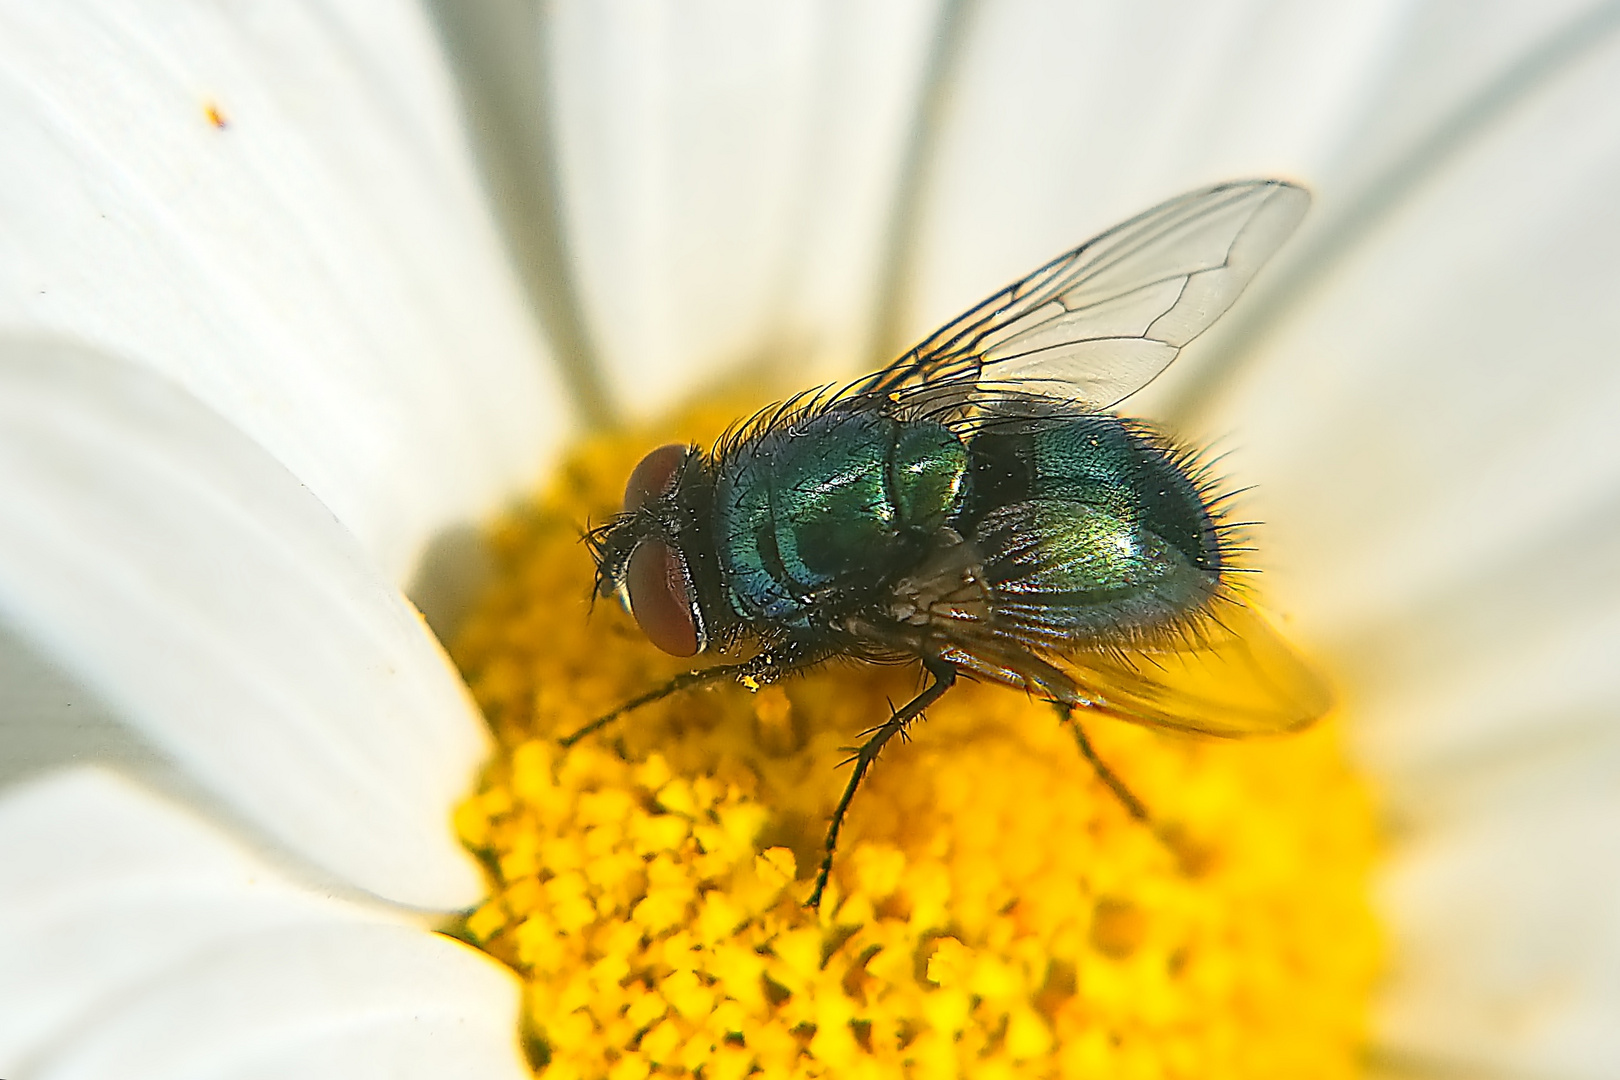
(863, 179, 1310, 413)
(880, 534, 1331, 737)
(928, 600, 1330, 738)
(1061, 603, 1332, 737)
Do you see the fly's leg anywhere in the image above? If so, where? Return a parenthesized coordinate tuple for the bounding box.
(560, 643, 826, 748)
(1052, 703, 1151, 824)
(1056, 705, 1218, 873)
(559, 664, 749, 747)
(807, 657, 957, 910)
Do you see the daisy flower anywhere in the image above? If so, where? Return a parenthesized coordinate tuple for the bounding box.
(2, 2, 1618, 1078)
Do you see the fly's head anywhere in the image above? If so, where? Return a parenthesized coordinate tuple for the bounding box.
(588, 443, 719, 658)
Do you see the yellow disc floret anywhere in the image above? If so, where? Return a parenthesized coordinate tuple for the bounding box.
(449, 403, 1380, 1080)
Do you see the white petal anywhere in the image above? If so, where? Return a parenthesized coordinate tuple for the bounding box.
(908, 0, 1409, 341)
(1377, 737, 1620, 1080)
(0, 768, 526, 1080)
(0, 615, 168, 791)
(1311, 0, 1617, 194)
(1201, 27, 1620, 761)
(1192, 23, 1620, 1076)
(0, 340, 490, 908)
(40, 924, 527, 1080)
(542, 0, 944, 412)
(0, 2, 566, 581)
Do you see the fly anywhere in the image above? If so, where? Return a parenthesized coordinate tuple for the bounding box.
(574, 179, 1329, 908)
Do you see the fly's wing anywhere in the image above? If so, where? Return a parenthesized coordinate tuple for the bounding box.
(876, 534, 1330, 737)
(1059, 603, 1332, 737)
(861, 180, 1309, 415)
(923, 599, 1329, 737)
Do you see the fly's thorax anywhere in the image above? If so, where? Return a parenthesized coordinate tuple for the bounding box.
(712, 404, 969, 627)
(890, 421, 968, 532)
(963, 410, 1228, 641)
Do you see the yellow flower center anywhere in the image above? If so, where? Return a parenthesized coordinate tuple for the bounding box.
(449, 401, 1381, 1080)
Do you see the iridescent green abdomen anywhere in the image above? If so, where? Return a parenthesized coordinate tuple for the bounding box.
(714, 408, 968, 628)
(964, 413, 1221, 641)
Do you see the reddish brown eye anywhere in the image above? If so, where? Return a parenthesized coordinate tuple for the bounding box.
(623, 444, 689, 512)
(626, 539, 702, 656)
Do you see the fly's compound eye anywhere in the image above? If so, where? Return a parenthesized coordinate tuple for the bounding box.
(620, 443, 705, 656)
(626, 538, 704, 656)
(623, 443, 689, 512)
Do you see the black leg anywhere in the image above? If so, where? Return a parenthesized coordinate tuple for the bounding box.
(560, 641, 826, 747)
(1052, 702, 1151, 824)
(806, 657, 957, 909)
(563, 637, 829, 748)
(559, 664, 747, 747)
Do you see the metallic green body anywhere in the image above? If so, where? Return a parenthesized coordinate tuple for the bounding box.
(713, 409, 967, 628)
(712, 400, 1218, 642)
(964, 415, 1220, 640)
